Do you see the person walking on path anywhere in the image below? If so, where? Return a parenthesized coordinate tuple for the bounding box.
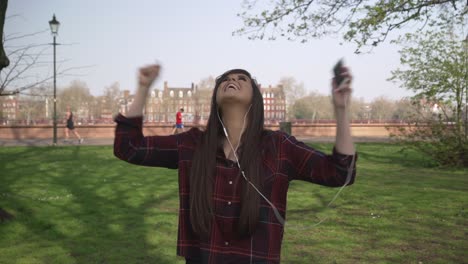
(64, 106, 84, 144)
(172, 108, 185, 134)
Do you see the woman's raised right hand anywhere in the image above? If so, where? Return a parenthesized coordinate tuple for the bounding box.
(138, 64, 161, 89)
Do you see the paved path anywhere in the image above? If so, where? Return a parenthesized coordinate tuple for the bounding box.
(0, 138, 114, 147)
(0, 136, 391, 147)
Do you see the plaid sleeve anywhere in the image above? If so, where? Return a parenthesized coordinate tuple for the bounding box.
(279, 132, 357, 187)
(113, 113, 179, 169)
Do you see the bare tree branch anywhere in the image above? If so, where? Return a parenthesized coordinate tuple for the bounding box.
(4, 29, 49, 42)
(0, 22, 95, 96)
(0, 64, 95, 96)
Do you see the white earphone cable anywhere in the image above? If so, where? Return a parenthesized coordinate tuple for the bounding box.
(216, 77, 355, 230)
(218, 105, 285, 225)
(285, 76, 355, 230)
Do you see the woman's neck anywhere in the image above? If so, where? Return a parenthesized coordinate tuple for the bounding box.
(220, 104, 250, 155)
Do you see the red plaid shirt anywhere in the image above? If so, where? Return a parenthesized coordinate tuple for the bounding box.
(114, 114, 357, 263)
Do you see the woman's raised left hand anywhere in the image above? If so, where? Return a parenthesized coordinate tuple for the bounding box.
(331, 66, 353, 109)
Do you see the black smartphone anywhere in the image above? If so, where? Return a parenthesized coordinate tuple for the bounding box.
(333, 59, 345, 87)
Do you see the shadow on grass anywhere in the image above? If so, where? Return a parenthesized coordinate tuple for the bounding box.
(286, 192, 332, 215)
(354, 142, 439, 168)
(0, 146, 181, 263)
(307, 142, 438, 169)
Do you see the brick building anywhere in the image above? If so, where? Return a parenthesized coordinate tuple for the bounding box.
(0, 95, 19, 124)
(0, 81, 287, 126)
(143, 81, 286, 125)
(260, 84, 286, 124)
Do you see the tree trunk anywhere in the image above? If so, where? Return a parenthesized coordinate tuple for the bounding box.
(0, 0, 9, 71)
(0, 0, 10, 220)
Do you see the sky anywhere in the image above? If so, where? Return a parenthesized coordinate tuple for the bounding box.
(6, 0, 415, 102)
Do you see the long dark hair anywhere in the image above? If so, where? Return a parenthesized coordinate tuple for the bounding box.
(189, 69, 265, 238)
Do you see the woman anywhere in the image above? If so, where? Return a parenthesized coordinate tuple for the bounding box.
(114, 64, 357, 263)
(64, 106, 84, 144)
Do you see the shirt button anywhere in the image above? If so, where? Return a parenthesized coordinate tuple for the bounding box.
(225, 241, 229, 246)
(227, 201, 232, 205)
(228, 181, 233, 185)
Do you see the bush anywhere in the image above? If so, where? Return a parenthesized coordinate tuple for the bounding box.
(389, 119, 468, 167)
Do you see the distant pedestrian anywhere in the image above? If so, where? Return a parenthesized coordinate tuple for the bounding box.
(172, 108, 185, 134)
(64, 106, 84, 144)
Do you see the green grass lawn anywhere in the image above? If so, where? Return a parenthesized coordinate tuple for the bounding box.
(0, 143, 466, 264)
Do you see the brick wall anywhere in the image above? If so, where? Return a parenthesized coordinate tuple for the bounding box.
(0, 123, 405, 140)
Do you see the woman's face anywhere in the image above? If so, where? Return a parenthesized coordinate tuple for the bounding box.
(215, 73, 253, 108)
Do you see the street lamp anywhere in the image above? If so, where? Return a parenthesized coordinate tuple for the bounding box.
(463, 34, 468, 139)
(49, 14, 60, 145)
(365, 105, 372, 124)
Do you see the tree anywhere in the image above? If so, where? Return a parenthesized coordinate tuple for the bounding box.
(0, 0, 14, 222)
(17, 85, 53, 125)
(348, 96, 368, 121)
(197, 75, 215, 90)
(290, 91, 332, 120)
(235, 0, 466, 52)
(279, 76, 305, 104)
(0, 28, 52, 96)
(278, 76, 305, 119)
(388, 17, 467, 166)
(291, 95, 312, 119)
(0, 0, 9, 71)
(102, 82, 121, 116)
(370, 96, 396, 122)
(392, 97, 419, 122)
(291, 91, 376, 122)
(58, 80, 93, 124)
(1, 10, 87, 96)
(194, 77, 215, 124)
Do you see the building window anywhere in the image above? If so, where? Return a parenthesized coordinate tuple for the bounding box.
(170, 90, 174, 97)
(179, 91, 183, 98)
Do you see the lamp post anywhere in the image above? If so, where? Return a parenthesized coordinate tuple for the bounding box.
(463, 34, 468, 140)
(365, 105, 372, 124)
(49, 14, 60, 145)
